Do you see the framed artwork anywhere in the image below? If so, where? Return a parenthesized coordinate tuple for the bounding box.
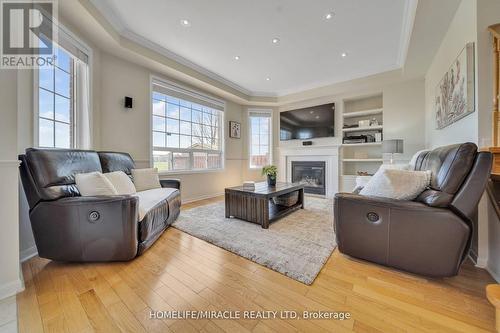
(435, 42, 475, 129)
(229, 121, 241, 138)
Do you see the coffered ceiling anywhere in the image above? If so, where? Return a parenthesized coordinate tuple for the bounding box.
(90, 0, 417, 97)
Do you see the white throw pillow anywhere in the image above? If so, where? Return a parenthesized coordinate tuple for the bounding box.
(75, 171, 118, 196)
(359, 168, 431, 200)
(104, 171, 136, 195)
(379, 163, 410, 171)
(131, 168, 161, 192)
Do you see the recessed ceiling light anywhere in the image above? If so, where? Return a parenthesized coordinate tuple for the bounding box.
(309, 111, 314, 114)
(341, 52, 348, 58)
(272, 38, 280, 44)
(315, 115, 320, 119)
(266, 77, 271, 81)
(180, 19, 191, 27)
(325, 12, 334, 20)
(234, 56, 240, 60)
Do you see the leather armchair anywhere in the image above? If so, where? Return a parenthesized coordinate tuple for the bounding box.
(334, 143, 492, 277)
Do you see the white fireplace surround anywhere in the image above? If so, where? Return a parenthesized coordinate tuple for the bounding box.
(278, 145, 340, 198)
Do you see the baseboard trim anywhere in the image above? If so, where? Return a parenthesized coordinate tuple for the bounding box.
(182, 192, 224, 204)
(486, 263, 500, 283)
(0, 279, 24, 300)
(20, 246, 38, 263)
(475, 256, 488, 268)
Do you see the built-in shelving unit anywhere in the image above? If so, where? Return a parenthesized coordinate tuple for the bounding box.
(340, 94, 384, 191)
(342, 108, 383, 119)
(342, 125, 383, 133)
(341, 142, 382, 147)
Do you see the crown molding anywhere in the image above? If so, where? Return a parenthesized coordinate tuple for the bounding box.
(84, 0, 417, 100)
(397, 0, 419, 67)
(122, 29, 262, 98)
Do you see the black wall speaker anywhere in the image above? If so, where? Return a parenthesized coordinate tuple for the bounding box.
(124, 96, 133, 109)
(302, 141, 313, 146)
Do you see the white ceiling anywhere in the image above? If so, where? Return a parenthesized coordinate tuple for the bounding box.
(91, 0, 416, 97)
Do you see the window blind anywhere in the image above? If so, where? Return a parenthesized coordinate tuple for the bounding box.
(249, 110, 272, 118)
(39, 10, 89, 64)
(152, 80, 224, 112)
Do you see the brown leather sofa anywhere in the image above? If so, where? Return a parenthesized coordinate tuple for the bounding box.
(19, 148, 181, 262)
(334, 143, 492, 277)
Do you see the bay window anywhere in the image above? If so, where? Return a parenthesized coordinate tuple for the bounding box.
(151, 79, 224, 173)
(249, 110, 272, 168)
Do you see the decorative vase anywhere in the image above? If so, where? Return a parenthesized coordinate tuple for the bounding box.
(267, 175, 276, 186)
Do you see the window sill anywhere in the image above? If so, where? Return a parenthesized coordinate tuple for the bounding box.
(158, 168, 225, 176)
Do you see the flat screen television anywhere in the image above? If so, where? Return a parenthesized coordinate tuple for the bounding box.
(280, 103, 335, 141)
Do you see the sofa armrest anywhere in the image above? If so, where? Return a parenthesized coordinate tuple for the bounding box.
(334, 192, 470, 277)
(160, 179, 181, 190)
(30, 195, 139, 262)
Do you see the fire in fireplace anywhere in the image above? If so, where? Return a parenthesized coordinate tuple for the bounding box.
(291, 161, 326, 195)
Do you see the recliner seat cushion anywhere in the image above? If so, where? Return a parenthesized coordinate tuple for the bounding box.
(135, 188, 178, 220)
(135, 188, 180, 243)
(414, 143, 477, 207)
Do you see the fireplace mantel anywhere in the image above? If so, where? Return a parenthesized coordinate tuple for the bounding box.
(277, 145, 340, 198)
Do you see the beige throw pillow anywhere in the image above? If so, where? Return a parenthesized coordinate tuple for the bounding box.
(131, 168, 161, 192)
(104, 171, 136, 195)
(75, 171, 118, 196)
(359, 168, 431, 200)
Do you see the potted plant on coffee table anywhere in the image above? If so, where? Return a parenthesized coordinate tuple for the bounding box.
(262, 165, 278, 186)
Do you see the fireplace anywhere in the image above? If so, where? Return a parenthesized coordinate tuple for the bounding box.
(291, 161, 326, 195)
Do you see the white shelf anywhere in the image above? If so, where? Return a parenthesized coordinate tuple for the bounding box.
(342, 125, 383, 133)
(341, 142, 382, 147)
(343, 158, 383, 162)
(342, 174, 372, 177)
(343, 108, 383, 118)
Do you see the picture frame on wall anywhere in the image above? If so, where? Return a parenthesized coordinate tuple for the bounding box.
(229, 121, 241, 138)
(434, 42, 475, 130)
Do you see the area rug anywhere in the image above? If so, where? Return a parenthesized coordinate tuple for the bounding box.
(172, 196, 336, 285)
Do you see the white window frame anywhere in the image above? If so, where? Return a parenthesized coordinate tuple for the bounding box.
(248, 109, 273, 170)
(33, 23, 92, 149)
(149, 76, 226, 175)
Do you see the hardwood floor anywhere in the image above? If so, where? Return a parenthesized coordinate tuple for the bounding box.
(17, 196, 497, 332)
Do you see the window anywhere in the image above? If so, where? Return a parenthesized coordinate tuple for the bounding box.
(249, 110, 272, 168)
(35, 25, 90, 149)
(151, 80, 224, 173)
(37, 46, 74, 148)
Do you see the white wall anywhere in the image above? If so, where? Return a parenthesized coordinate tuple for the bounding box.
(383, 79, 426, 160)
(424, 0, 478, 148)
(0, 69, 22, 299)
(422, 0, 500, 276)
(98, 52, 250, 202)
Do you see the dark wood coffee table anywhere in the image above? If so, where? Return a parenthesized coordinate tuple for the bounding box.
(225, 182, 305, 229)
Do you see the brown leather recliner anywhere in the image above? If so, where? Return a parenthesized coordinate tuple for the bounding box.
(19, 148, 181, 262)
(334, 143, 492, 277)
